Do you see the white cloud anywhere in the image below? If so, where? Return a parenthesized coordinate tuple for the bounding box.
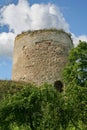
(0, 0, 87, 59)
(0, 32, 15, 58)
(0, 0, 70, 58)
(72, 33, 87, 47)
(0, 0, 69, 34)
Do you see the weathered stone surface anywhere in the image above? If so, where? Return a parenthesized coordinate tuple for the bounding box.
(12, 29, 73, 86)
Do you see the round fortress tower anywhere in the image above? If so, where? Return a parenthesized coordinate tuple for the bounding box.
(12, 29, 73, 85)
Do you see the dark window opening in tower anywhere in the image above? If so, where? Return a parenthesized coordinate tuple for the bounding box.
(54, 80, 63, 92)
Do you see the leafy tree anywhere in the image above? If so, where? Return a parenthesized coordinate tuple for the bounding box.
(63, 41, 87, 87)
(0, 84, 65, 130)
(0, 84, 42, 130)
(62, 41, 87, 130)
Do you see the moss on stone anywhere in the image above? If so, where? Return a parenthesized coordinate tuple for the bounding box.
(16, 28, 72, 41)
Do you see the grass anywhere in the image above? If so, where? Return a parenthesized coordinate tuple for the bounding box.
(16, 28, 72, 41)
(0, 80, 30, 100)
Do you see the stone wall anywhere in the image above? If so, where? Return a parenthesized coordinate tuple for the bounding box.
(12, 29, 73, 86)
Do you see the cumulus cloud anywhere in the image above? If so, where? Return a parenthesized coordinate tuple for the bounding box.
(72, 33, 87, 47)
(0, 0, 71, 58)
(0, 0, 69, 34)
(0, 0, 87, 58)
(0, 32, 15, 58)
(0, 0, 70, 58)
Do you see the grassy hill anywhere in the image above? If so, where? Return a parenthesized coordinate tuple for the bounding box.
(0, 80, 87, 130)
(0, 80, 30, 100)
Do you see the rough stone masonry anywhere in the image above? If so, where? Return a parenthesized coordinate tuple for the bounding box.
(12, 29, 73, 86)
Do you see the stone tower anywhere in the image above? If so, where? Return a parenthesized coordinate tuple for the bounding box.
(12, 29, 73, 86)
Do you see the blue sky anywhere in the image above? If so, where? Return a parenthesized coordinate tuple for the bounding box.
(0, 0, 87, 80)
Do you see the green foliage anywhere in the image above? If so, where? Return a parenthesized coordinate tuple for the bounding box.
(64, 84, 87, 130)
(0, 80, 27, 100)
(0, 79, 87, 130)
(62, 41, 87, 130)
(0, 83, 65, 130)
(63, 41, 87, 87)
